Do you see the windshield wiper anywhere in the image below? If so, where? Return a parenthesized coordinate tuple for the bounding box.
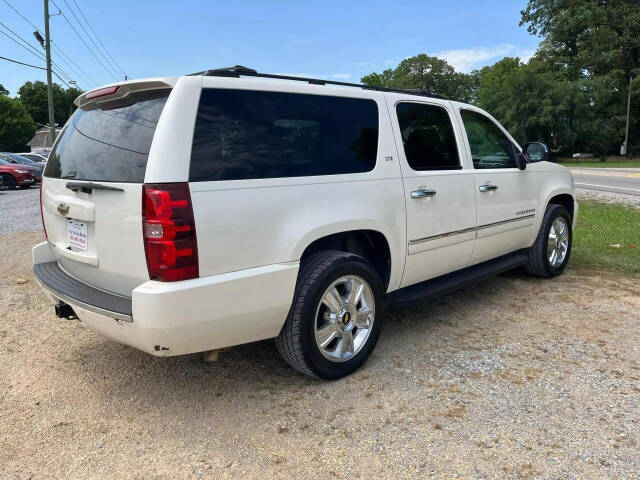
(66, 181, 124, 194)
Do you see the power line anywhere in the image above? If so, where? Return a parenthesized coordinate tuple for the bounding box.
(70, 0, 126, 77)
(0, 26, 76, 88)
(51, 42, 98, 86)
(0, 0, 94, 86)
(62, 0, 124, 78)
(49, 0, 120, 80)
(0, 21, 46, 63)
(0, 54, 46, 70)
(0, 21, 78, 87)
(0, 53, 74, 88)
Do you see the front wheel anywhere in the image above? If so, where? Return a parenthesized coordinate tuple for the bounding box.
(276, 251, 384, 379)
(525, 204, 572, 277)
(0, 174, 17, 190)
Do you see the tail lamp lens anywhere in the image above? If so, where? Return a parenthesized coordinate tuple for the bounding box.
(142, 183, 198, 281)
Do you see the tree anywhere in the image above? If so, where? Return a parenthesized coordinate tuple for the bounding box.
(520, 0, 640, 79)
(17, 81, 81, 126)
(474, 56, 624, 155)
(361, 54, 478, 103)
(520, 0, 640, 155)
(0, 84, 8, 96)
(0, 95, 37, 151)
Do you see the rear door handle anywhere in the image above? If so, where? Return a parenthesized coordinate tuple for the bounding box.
(411, 189, 437, 199)
(479, 184, 498, 192)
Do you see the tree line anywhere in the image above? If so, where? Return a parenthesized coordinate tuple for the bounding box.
(363, 0, 639, 157)
(0, 81, 82, 151)
(1, 0, 638, 156)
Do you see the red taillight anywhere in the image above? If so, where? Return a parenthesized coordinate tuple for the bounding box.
(142, 183, 198, 282)
(85, 85, 119, 100)
(40, 181, 47, 240)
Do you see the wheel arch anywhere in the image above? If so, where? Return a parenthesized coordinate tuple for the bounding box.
(547, 192, 575, 220)
(294, 225, 400, 292)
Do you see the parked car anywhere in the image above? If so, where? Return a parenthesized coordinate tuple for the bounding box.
(33, 67, 577, 379)
(1, 153, 45, 171)
(0, 157, 39, 189)
(16, 152, 48, 164)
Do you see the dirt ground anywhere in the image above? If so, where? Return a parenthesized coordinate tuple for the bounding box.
(1, 231, 639, 479)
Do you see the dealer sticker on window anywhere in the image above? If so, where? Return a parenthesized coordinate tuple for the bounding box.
(68, 219, 88, 251)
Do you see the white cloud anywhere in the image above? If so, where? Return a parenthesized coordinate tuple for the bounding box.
(430, 44, 535, 72)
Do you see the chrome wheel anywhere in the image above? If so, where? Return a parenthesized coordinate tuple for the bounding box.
(314, 275, 375, 363)
(547, 217, 569, 268)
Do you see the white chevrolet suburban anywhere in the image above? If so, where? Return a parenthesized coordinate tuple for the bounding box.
(33, 66, 577, 379)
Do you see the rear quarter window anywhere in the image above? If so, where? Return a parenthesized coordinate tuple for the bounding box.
(189, 89, 379, 182)
(44, 89, 170, 183)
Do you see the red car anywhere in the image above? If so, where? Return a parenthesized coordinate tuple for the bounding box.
(0, 156, 40, 190)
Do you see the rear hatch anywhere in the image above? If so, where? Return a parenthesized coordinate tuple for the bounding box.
(41, 85, 171, 296)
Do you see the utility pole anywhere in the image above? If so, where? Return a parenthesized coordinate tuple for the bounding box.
(623, 75, 632, 156)
(43, 0, 56, 146)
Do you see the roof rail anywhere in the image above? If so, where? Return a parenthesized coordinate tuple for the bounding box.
(188, 65, 442, 99)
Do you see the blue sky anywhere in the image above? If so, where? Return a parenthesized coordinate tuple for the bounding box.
(1, 0, 538, 95)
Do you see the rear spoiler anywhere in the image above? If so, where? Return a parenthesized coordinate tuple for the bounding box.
(74, 78, 177, 108)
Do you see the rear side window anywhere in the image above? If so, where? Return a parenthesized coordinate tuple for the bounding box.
(189, 89, 379, 182)
(396, 102, 460, 171)
(44, 89, 170, 183)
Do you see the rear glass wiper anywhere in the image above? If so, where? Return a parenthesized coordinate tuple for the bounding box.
(66, 181, 124, 194)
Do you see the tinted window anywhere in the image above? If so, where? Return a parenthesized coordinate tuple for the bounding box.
(44, 89, 170, 182)
(396, 103, 460, 170)
(460, 110, 517, 169)
(21, 154, 44, 162)
(190, 89, 379, 182)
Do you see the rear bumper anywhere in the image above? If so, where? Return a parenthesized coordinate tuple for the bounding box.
(32, 242, 298, 356)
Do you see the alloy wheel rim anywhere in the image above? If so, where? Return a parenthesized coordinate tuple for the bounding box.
(314, 275, 375, 363)
(547, 217, 569, 268)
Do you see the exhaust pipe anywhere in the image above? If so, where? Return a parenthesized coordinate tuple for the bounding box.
(55, 302, 77, 319)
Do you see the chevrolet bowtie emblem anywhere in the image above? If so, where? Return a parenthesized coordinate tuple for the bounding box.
(57, 203, 70, 216)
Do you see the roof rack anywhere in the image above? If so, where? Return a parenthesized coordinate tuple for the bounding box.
(188, 65, 442, 99)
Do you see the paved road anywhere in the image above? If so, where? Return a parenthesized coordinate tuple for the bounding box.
(0, 187, 41, 235)
(570, 168, 640, 196)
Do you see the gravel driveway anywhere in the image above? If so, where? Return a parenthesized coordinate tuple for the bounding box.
(0, 188, 41, 235)
(1, 231, 639, 479)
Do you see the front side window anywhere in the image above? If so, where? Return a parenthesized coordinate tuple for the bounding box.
(460, 110, 517, 169)
(396, 103, 460, 171)
(189, 89, 379, 182)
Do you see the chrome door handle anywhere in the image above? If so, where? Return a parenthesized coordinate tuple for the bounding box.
(479, 184, 498, 192)
(411, 189, 437, 199)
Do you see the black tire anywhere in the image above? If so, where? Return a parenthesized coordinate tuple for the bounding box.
(525, 204, 572, 277)
(0, 173, 17, 190)
(276, 251, 385, 380)
(18, 185, 31, 189)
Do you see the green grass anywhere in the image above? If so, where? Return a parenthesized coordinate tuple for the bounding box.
(572, 201, 640, 275)
(555, 157, 640, 168)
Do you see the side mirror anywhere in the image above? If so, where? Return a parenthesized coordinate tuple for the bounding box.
(515, 152, 527, 170)
(523, 142, 550, 163)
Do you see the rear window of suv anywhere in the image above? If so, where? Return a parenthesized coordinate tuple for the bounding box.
(44, 89, 170, 183)
(189, 89, 379, 182)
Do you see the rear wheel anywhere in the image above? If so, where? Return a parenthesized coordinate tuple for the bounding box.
(276, 251, 384, 379)
(0, 174, 16, 190)
(525, 204, 572, 277)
